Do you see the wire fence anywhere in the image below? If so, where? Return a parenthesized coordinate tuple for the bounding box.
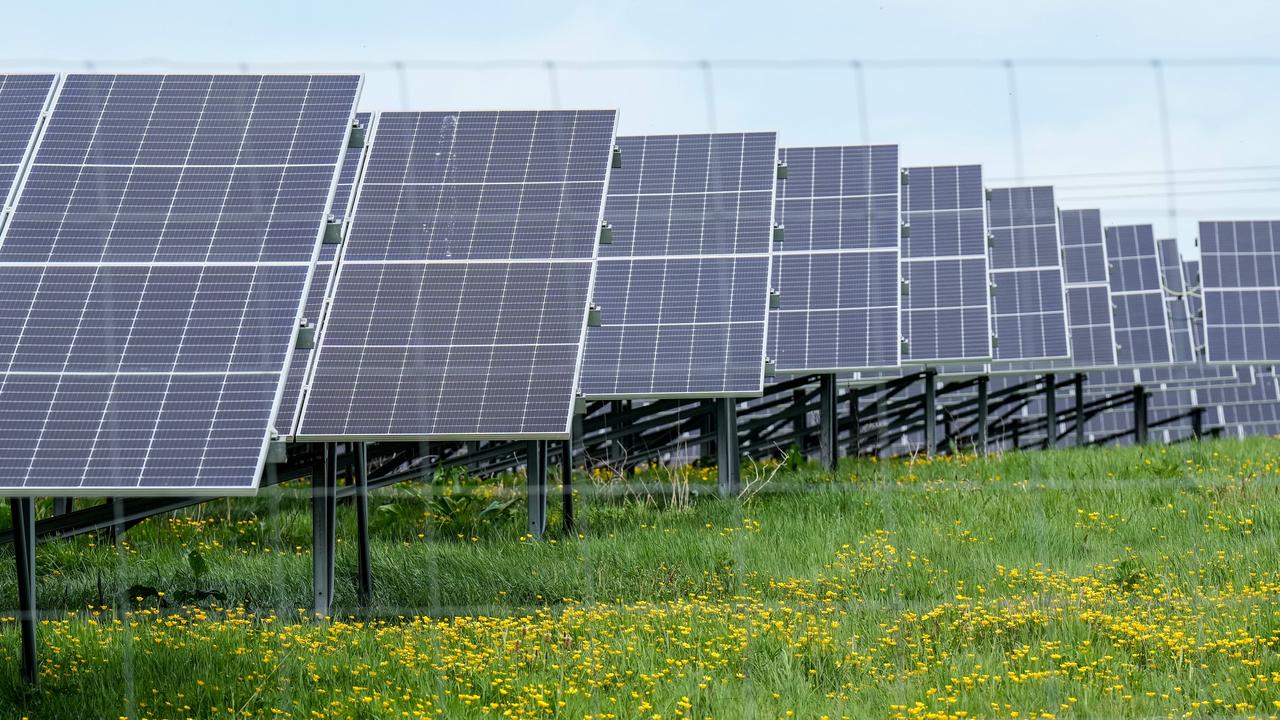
(4, 56, 1278, 247)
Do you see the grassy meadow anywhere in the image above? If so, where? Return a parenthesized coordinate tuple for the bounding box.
(0, 438, 1278, 719)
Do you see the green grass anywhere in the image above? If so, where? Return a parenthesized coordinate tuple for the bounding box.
(0, 438, 1278, 719)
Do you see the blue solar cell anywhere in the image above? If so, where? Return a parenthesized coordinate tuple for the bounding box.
(985, 186, 1069, 363)
(769, 144, 901, 373)
(579, 132, 778, 398)
(0, 74, 56, 216)
(900, 165, 991, 364)
(300, 110, 617, 439)
(1199, 220, 1280, 363)
(1105, 224, 1174, 367)
(0, 73, 361, 495)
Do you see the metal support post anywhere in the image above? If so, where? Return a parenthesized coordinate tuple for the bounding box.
(1191, 406, 1204, 440)
(716, 397, 740, 497)
(976, 375, 989, 454)
(562, 413, 583, 534)
(526, 441, 548, 539)
(923, 369, 938, 456)
(10, 498, 37, 685)
(312, 442, 337, 618)
(792, 388, 809, 452)
(353, 442, 372, 607)
(1044, 373, 1057, 448)
(701, 398, 717, 462)
(1074, 373, 1086, 447)
(53, 498, 73, 516)
(1011, 418, 1021, 450)
(819, 374, 838, 472)
(848, 387, 862, 457)
(1134, 385, 1149, 444)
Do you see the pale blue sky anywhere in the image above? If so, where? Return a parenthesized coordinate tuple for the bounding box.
(6, 0, 1280, 255)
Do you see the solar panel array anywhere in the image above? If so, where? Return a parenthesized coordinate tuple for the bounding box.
(1199, 220, 1280, 363)
(0, 74, 56, 224)
(985, 186, 1069, 362)
(0, 73, 361, 494)
(768, 145, 900, 372)
(579, 132, 778, 398)
(298, 110, 617, 439)
(901, 165, 991, 364)
(1104, 224, 1174, 367)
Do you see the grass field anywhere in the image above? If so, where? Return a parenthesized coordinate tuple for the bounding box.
(1, 438, 1279, 719)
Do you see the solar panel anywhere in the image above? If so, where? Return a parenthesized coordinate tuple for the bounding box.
(278, 112, 372, 438)
(1198, 220, 1280, 363)
(1044, 209, 1119, 370)
(0, 73, 361, 494)
(985, 186, 1069, 362)
(0, 74, 56, 228)
(1104, 224, 1174, 367)
(1156, 238, 1196, 362)
(579, 132, 778, 398)
(298, 110, 617, 439)
(901, 165, 991, 364)
(768, 145, 900, 373)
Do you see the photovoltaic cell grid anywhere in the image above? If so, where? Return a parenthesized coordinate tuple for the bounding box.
(579, 132, 778, 398)
(1046, 209, 1118, 371)
(768, 145, 900, 373)
(0, 74, 56, 223)
(1156, 238, 1196, 363)
(901, 165, 991, 364)
(0, 73, 361, 494)
(277, 111, 372, 437)
(1199, 220, 1280, 363)
(985, 186, 1069, 362)
(1104, 224, 1174, 367)
(299, 110, 618, 439)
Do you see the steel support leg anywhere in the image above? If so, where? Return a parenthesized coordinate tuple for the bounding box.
(562, 413, 582, 534)
(526, 441, 548, 539)
(1134, 385, 1149, 444)
(353, 442, 372, 607)
(10, 498, 36, 685)
(312, 443, 337, 618)
(1074, 373, 1086, 447)
(53, 498, 73, 516)
(716, 398, 741, 497)
(1192, 406, 1204, 440)
(819, 374, 839, 472)
(701, 399, 717, 462)
(848, 388, 862, 457)
(923, 369, 938, 456)
(1012, 419, 1021, 450)
(792, 388, 809, 453)
(976, 375, 989, 454)
(1044, 373, 1057, 448)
